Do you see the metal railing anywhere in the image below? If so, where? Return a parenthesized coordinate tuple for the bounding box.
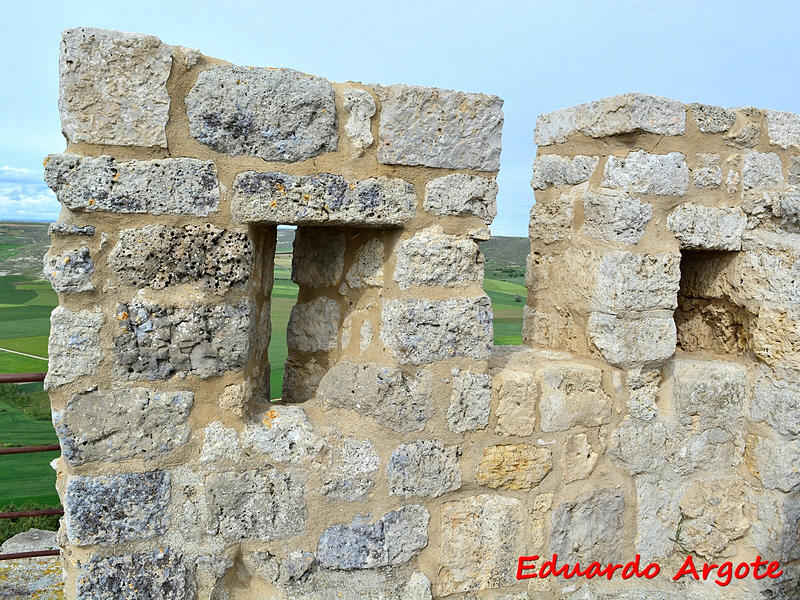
(0, 371, 61, 561)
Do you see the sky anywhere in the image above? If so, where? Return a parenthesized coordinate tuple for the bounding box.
(1, 0, 799, 236)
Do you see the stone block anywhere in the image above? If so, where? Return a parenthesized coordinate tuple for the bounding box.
(692, 153, 723, 188)
(60, 28, 172, 147)
(423, 173, 498, 224)
(43, 246, 94, 293)
(535, 93, 685, 145)
(602, 150, 689, 195)
(387, 439, 461, 498)
(587, 313, 676, 368)
(667, 202, 746, 250)
(321, 437, 380, 501)
(243, 406, 325, 463)
(76, 548, 190, 600)
(394, 226, 482, 289)
(475, 444, 551, 490)
(53, 388, 193, 466)
(292, 227, 345, 288)
(672, 359, 747, 428)
(48, 222, 95, 236)
(748, 489, 800, 562)
(380, 297, 493, 365)
(790, 155, 800, 185)
(45, 306, 103, 389)
(316, 505, 429, 569)
(562, 433, 599, 483)
(65, 471, 170, 546)
(536, 363, 611, 432)
(317, 362, 434, 433)
(592, 251, 681, 312)
(187, 65, 337, 161)
(751, 305, 800, 368)
(205, 469, 307, 541)
(375, 84, 503, 170)
(438, 494, 525, 595)
(282, 356, 327, 404)
(550, 488, 625, 563)
(344, 239, 384, 288)
(581, 189, 652, 244)
(531, 155, 599, 189)
(749, 434, 800, 492)
(231, 171, 416, 225)
(343, 88, 376, 155)
(286, 297, 340, 352)
(742, 151, 784, 190)
(608, 418, 668, 475)
(447, 370, 492, 433)
(529, 191, 575, 244)
(688, 103, 736, 133)
(113, 299, 250, 380)
(765, 109, 800, 149)
(108, 224, 252, 293)
(44, 154, 220, 216)
(494, 371, 537, 437)
(750, 367, 800, 436)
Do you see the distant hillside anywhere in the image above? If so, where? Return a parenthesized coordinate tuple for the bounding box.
(0, 222, 50, 279)
(481, 235, 528, 284)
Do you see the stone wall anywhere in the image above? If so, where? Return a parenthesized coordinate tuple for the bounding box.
(43, 27, 799, 599)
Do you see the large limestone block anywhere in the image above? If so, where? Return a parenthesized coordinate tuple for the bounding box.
(749, 434, 800, 492)
(321, 437, 380, 502)
(536, 363, 611, 432)
(45, 306, 103, 389)
(667, 202, 746, 250)
(64, 471, 170, 546)
(380, 297, 493, 364)
(535, 93, 685, 145)
(231, 171, 416, 226)
(59, 28, 172, 147)
(531, 155, 599, 189)
(243, 406, 325, 464)
(750, 366, 800, 436)
(587, 313, 676, 368)
(529, 190, 575, 244)
(765, 109, 800, 149)
(187, 65, 338, 161)
(77, 549, 190, 600)
(375, 85, 503, 171)
(550, 488, 626, 563)
(602, 150, 689, 195)
(44, 154, 220, 216)
(317, 362, 434, 433)
(394, 226, 482, 290)
(423, 173, 498, 224)
(475, 444, 552, 490)
(689, 103, 736, 133)
(387, 440, 462, 498)
(672, 359, 747, 428)
(742, 151, 784, 190)
(438, 494, 526, 595)
(43, 246, 94, 293)
(493, 370, 538, 437)
(591, 251, 681, 313)
(447, 370, 492, 433)
(53, 388, 193, 466)
(581, 188, 652, 244)
(316, 505, 429, 569)
(286, 297, 340, 352)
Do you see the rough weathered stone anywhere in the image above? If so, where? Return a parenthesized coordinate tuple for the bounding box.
(494, 371, 538, 437)
(423, 173, 498, 224)
(44, 154, 220, 216)
(114, 299, 250, 380)
(447, 370, 492, 433)
(475, 444, 551, 490)
(537, 363, 611, 432)
(279, 550, 315, 585)
(316, 505, 429, 569)
(321, 437, 380, 501)
(287, 297, 340, 352)
(317, 362, 434, 433)
(742, 151, 784, 190)
(205, 469, 307, 541)
(535, 93, 685, 145)
(200, 421, 240, 463)
(608, 418, 668, 475)
(76, 548, 189, 600)
(243, 406, 324, 463)
(282, 356, 327, 404)
(750, 367, 800, 436)
(749, 434, 800, 492)
(581, 189, 652, 244)
(232, 171, 417, 225)
(387, 440, 461, 498)
(438, 494, 525, 595)
(45, 306, 103, 389)
(692, 153, 723, 188)
(765, 109, 800, 149)
(343, 88, 376, 155)
(602, 150, 689, 195)
(292, 228, 345, 288)
(562, 433, 598, 483)
(187, 65, 337, 161)
(550, 488, 625, 563)
(380, 297, 493, 364)
(672, 359, 747, 428)
(60, 28, 172, 147)
(592, 251, 681, 312)
(790, 155, 800, 185)
(65, 471, 169, 546)
(748, 489, 800, 563)
(587, 313, 677, 367)
(271, 564, 430, 600)
(634, 476, 683, 561)
(529, 191, 575, 243)
(689, 103, 736, 133)
(345, 239, 384, 288)
(531, 155, 600, 189)
(109, 224, 252, 293)
(624, 367, 661, 421)
(667, 202, 746, 250)
(48, 222, 95, 236)
(53, 388, 193, 466)
(394, 226, 482, 289)
(376, 85, 503, 170)
(751, 305, 800, 368)
(1, 529, 57, 554)
(401, 572, 432, 600)
(43, 246, 94, 292)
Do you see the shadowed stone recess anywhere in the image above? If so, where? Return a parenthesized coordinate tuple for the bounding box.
(187, 65, 338, 161)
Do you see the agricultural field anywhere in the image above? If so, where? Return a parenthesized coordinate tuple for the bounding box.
(0, 222, 526, 532)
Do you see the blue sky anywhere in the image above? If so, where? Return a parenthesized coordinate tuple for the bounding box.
(1, 0, 799, 235)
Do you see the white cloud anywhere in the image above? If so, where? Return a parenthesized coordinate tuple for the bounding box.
(0, 166, 59, 221)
